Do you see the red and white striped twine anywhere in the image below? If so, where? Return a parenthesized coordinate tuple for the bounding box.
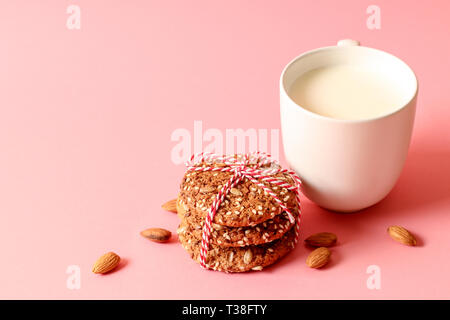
(185, 152, 302, 270)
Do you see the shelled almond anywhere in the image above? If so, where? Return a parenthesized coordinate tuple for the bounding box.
(161, 199, 178, 213)
(304, 232, 337, 247)
(306, 247, 331, 269)
(141, 228, 172, 243)
(92, 252, 121, 274)
(387, 225, 417, 246)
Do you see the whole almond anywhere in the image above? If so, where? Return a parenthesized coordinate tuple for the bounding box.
(304, 232, 337, 247)
(306, 247, 331, 269)
(387, 225, 417, 246)
(92, 252, 121, 274)
(161, 199, 178, 213)
(140, 228, 172, 243)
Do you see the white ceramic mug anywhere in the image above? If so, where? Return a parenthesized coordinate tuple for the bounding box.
(280, 39, 418, 212)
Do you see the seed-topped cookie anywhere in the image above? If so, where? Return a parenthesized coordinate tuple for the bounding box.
(177, 152, 302, 272)
(178, 155, 298, 227)
(177, 210, 297, 247)
(178, 226, 297, 272)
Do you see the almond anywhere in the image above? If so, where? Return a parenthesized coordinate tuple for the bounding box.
(92, 252, 121, 274)
(161, 199, 177, 213)
(387, 225, 417, 246)
(306, 247, 331, 269)
(140, 228, 172, 243)
(304, 232, 337, 247)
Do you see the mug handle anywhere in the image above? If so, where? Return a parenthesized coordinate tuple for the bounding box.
(337, 39, 360, 46)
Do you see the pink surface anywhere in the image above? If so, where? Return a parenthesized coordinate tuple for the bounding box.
(0, 0, 449, 299)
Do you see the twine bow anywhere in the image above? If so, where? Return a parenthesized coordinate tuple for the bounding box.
(185, 152, 302, 269)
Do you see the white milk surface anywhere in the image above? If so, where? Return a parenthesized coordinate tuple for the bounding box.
(288, 64, 404, 120)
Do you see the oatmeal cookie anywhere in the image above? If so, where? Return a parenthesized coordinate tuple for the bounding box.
(178, 210, 296, 247)
(178, 164, 298, 227)
(178, 227, 297, 272)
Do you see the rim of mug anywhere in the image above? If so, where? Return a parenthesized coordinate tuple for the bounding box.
(280, 44, 419, 124)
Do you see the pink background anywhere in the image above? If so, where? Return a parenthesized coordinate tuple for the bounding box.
(0, 0, 449, 299)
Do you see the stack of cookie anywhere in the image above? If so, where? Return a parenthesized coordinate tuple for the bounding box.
(176, 156, 300, 272)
